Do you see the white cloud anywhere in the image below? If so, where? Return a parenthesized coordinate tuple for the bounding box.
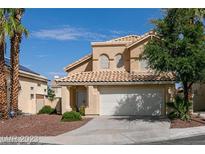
(110, 30, 137, 36)
(32, 25, 109, 41)
(49, 71, 66, 76)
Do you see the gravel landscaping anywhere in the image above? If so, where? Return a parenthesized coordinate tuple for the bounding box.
(171, 117, 205, 128)
(0, 115, 92, 136)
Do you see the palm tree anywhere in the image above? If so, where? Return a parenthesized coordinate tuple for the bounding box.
(0, 9, 9, 119)
(9, 8, 28, 115)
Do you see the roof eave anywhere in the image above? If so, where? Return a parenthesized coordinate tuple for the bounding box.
(19, 70, 48, 82)
(64, 55, 92, 72)
(56, 81, 175, 86)
(127, 34, 160, 49)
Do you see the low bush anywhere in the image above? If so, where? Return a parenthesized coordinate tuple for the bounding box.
(79, 106, 85, 116)
(38, 105, 56, 115)
(61, 111, 82, 122)
(72, 106, 77, 112)
(167, 95, 192, 121)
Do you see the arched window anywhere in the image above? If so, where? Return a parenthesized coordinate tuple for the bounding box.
(99, 54, 109, 69)
(115, 54, 123, 68)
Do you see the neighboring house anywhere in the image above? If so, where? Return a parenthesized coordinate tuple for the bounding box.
(5, 58, 48, 114)
(56, 31, 176, 116)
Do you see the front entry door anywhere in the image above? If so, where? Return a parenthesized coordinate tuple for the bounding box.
(77, 90, 87, 108)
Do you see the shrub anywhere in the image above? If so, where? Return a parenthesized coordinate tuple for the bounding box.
(167, 95, 192, 121)
(38, 105, 56, 115)
(47, 87, 55, 101)
(61, 111, 82, 122)
(72, 106, 77, 112)
(79, 106, 85, 116)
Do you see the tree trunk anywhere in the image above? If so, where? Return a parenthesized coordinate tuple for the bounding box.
(0, 40, 8, 119)
(183, 81, 189, 113)
(10, 9, 24, 116)
(10, 33, 21, 115)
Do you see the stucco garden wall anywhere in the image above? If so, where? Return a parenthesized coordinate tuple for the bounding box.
(192, 83, 205, 112)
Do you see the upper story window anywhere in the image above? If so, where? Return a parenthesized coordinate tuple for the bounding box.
(140, 59, 149, 71)
(115, 54, 123, 68)
(99, 54, 109, 69)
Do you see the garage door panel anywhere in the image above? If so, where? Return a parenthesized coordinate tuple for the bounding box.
(100, 87, 164, 116)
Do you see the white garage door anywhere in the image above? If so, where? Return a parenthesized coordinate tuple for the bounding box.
(99, 87, 164, 116)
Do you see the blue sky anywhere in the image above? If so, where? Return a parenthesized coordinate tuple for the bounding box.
(6, 9, 162, 80)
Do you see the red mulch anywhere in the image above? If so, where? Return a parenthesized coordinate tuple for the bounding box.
(0, 115, 92, 136)
(171, 117, 205, 128)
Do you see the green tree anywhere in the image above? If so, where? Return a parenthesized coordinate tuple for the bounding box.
(143, 9, 205, 117)
(193, 8, 205, 20)
(47, 87, 56, 101)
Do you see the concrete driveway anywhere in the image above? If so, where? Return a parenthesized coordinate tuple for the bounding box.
(40, 116, 171, 144)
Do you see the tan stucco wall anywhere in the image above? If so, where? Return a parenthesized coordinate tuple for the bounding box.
(92, 45, 130, 71)
(85, 86, 100, 115)
(66, 59, 92, 75)
(192, 83, 205, 111)
(91, 38, 151, 73)
(52, 86, 62, 98)
(65, 36, 152, 74)
(61, 86, 72, 113)
(129, 38, 149, 72)
(18, 76, 48, 114)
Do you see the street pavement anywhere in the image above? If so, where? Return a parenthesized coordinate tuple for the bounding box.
(141, 135, 205, 145)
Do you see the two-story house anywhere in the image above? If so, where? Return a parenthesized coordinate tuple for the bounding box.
(5, 58, 48, 114)
(56, 31, 175, 116)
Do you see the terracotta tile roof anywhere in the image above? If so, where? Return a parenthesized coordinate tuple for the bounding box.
(64, 54, 92, 71)
(56, 71, 175, 84)
(107, 30, 156, 44)
(108, 35, 140, 43)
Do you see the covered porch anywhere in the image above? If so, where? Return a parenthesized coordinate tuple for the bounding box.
(61, 85, 100, 115)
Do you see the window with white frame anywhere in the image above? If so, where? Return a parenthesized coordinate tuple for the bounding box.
(115, 54, 123, 68)
(99, 54, 109, 69)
